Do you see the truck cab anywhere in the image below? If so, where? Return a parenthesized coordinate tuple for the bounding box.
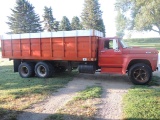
(98, 37, 159, 84)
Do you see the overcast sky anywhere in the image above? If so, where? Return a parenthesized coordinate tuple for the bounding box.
(0, 0, 159, 38)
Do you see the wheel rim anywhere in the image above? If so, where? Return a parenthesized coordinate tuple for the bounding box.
(133, 68, 148, 82)
(21, 66, 29, 76)
(37, 65, 47, 77)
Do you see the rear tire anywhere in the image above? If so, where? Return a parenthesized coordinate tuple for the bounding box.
(18, 62, 34, 78)
(128, 63, 152, 85)
(35, 62, 54, 78)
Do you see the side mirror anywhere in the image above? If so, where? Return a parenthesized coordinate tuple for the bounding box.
(113, 39, 118, 50)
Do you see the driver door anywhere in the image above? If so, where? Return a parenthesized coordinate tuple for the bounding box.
(98, 39, 123, 73)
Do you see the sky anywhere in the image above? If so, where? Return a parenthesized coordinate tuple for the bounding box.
(0, 0, 159, 38)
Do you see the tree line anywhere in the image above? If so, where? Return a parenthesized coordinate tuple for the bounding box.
(7, 0, 105, 36)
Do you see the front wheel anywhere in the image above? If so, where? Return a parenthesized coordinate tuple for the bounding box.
(128, 63, 152, 85)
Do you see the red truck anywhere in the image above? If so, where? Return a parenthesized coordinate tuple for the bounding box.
(1, 30, 159, 85)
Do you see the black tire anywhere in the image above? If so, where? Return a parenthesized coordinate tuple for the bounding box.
(35, 62, 54, 78)
(18, 62, 34, 78)
(128, 63, 152, 85)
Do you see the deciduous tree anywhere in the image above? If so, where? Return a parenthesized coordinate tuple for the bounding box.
(115, 10, 127, 37)
(115, 0, 160, 35)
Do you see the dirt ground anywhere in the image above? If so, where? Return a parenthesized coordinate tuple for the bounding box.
(17, 73, 133, 120)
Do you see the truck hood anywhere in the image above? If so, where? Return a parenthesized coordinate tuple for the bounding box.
(123, 47, 158, 54)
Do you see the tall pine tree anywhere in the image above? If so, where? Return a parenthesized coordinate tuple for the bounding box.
(7, 0, 42, 34)
(42, 6, 55, 32)
(81, 0, 105, 36)
(71, 16, 82, 30)
(59, 16, 72, 31)
(53, 21, 59, 31)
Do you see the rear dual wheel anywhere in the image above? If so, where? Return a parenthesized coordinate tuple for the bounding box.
(35, 62, 54, 78)
(18, 62, 35, 78)
(18, 62, 55, 78)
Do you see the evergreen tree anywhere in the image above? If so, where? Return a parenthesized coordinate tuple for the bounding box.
(59, 16, 72, 31)
(53, 21, 59, 31)
(81, 0, 105, 36)
(71, 16, 82, 30)
(97, 18, 106, 37)
(7, 0, 42, 34)
(43, 6, 55, 32)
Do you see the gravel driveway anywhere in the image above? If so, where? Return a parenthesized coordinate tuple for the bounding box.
(17, 73, 133, 120)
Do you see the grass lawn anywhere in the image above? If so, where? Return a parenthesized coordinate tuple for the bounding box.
(46, 86, 102, 120)
(124, 39, 160, 52)
(0, 59, 77, 120)
(123, 76, 160, 120)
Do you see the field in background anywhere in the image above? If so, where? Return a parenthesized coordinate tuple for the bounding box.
(124, 38, 160, 51)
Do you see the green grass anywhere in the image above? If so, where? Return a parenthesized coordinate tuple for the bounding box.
(0, 60, 77, 120)
(46, 86, 102, 120)
(123, 77, 160, 120)
(124, 38, 160, 51)
(74, 86, 102, 100)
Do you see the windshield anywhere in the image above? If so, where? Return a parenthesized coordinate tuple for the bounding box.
(120, 39, 128, 48)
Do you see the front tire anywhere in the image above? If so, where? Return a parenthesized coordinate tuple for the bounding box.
(128, 63, 152, 85)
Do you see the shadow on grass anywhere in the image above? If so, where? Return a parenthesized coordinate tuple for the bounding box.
(0, 65, 79, 120)
(0, 107, 157, 120)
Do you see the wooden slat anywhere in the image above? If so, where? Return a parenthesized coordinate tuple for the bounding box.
(89, 36, 92, 58)
(75, 36, 78, 58)
(11, 37, 13, 57)
(50, 36, 53, 57)
(62, 37, 65, 57)
(29, 35, 31, 56)
(40, 36, 42, 57)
